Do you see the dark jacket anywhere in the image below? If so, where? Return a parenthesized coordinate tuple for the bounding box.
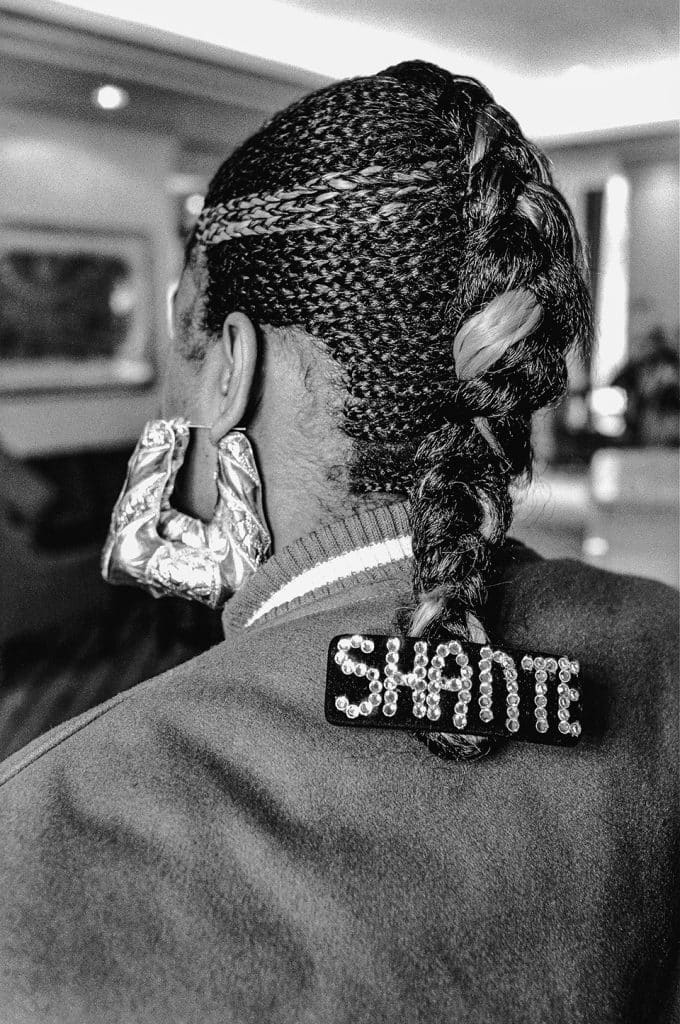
(0, 505, 678, 1024)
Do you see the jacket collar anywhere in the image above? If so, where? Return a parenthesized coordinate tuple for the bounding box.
(222, 501, 412, 632)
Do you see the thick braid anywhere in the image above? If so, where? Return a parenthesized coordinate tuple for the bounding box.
(400, 67, 591, 756)
(193, 60, 593, 761)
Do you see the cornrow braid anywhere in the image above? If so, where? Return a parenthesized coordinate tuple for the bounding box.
(195, 163, 444, 243)
(193, 60, 592, 761)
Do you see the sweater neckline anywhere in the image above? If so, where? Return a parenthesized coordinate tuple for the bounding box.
(222, 501, 412, 632)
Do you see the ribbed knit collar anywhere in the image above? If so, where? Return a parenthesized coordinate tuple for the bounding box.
(222, 501, 412, 632)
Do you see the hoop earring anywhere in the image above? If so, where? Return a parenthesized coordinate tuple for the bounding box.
(101, 417, 271, 609)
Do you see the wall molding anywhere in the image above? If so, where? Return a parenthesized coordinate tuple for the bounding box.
(0, 4, 330, 114)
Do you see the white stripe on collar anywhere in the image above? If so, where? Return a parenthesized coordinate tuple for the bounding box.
(245, 534, 412, 627)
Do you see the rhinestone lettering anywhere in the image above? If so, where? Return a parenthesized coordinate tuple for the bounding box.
(331, 636, 582, 741)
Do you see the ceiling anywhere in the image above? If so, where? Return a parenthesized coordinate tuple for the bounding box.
(5, 0, 678, 79)
(285, 0, 678, 75)
(0, 0, 677, 152)
(0, 4, 326, 175)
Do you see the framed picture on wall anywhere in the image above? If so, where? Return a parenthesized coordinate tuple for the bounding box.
(0, 226, 155, 393)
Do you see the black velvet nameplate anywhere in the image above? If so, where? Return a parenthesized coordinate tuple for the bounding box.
(325, 634, 583, 747)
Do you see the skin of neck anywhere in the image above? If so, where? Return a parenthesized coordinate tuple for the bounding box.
(162, 268, 352, 553)
(242, 336, 351, 552)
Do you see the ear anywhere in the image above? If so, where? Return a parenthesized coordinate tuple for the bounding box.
(208, 312, 258, 445)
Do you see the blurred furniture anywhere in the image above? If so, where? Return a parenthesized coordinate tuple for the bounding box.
(0, 587, 222, 760)
(0, 449, 224, 758)
(584, 447, 679, 588)
(0, 448, 110, 645)
(511, 468, 590, 562)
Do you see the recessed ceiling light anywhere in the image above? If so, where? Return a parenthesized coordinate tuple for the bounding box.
(92, 84, 129, 111)
(184, 193, 205, 218)
(582, 536, 610, 559)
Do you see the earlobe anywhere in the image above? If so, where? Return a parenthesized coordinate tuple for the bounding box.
(209, 312, 259, 445)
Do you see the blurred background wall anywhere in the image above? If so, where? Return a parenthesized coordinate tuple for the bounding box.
(0, 0, 677, 755)
(0, 108, 177, 454)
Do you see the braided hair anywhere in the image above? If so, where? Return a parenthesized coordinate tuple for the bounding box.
(192, 61, 592, 760)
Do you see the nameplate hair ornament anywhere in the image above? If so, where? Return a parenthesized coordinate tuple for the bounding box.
(325, 635, 583, 747)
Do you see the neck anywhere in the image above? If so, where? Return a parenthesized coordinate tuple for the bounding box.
(249, 419, 372, 553)
(221, 498, 413, 632)
(174, 329, 396, 546)
(169, 417, 398, 553)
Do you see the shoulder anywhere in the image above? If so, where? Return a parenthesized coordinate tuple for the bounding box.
(0, 639, 231, 792)
(492, 557, 678, 747)
(0, 582, 394, 793)
(494, 556, 678, 648)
